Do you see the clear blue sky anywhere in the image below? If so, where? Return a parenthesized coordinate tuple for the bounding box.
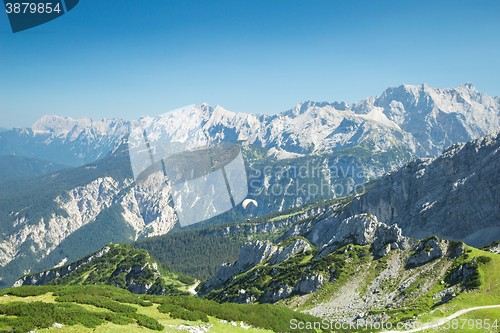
(1, 0, 499, 128)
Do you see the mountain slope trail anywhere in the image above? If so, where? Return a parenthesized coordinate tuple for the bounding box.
(381, 304, 500, 333)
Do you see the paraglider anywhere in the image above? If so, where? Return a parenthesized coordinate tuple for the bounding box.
(242, 199, 258, 220)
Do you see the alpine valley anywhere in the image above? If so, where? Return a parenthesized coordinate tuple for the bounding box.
(1, 83, 500, 332)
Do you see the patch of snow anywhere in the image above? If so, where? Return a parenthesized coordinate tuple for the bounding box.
(358, 107, 401, 129)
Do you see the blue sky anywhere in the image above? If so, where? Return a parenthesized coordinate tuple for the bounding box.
(1, 0, 499, 128)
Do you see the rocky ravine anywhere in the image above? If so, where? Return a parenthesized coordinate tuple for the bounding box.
(0, 177, 125, 267)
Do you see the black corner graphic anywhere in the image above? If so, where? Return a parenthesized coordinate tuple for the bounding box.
(64, 0, 78, 12)
(3, 0, 79, 33)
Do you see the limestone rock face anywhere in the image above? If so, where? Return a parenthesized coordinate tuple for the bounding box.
(261, 285, 294, 303)
(0, 178, 122, 268)
(346, 131, 500, 247)
(268, 239, 311, 266)
(450, 242, 467, 258)
(449, 263, 476, 282)
(120, 170, 178, 239)
(295, 274, 325, 294)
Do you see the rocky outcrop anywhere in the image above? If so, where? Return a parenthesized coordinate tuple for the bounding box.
(406, 237, 447, 266)
(261, 285, 294, 303)
(222, 267, 326, 304)
(316, 214, 411, 258)
(295, 274, 326, 294)
(448, 263, 476, 283)
(201, 238, 312, 295)
(268, 239, 311, 266)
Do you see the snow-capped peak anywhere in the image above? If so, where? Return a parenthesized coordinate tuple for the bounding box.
(32, 115, 77, 137)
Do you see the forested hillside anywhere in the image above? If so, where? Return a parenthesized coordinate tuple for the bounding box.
(0, 155, 69, 183)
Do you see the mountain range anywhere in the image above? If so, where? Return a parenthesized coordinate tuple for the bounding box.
(1, 83, 498, 166)
(0, 83, 499, 289)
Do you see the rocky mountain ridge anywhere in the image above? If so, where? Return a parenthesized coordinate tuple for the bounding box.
(197, 129, 500, 321)
(352, 83, 500, 156)
(1, 83, 499, 294)
(276, 130, 500, 249)
(344, 130, 500, 247)
(13, 245, 113, 287)
(0, 116, 131, 166)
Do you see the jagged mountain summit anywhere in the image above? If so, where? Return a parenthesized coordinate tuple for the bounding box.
(352, 83, 500, 156)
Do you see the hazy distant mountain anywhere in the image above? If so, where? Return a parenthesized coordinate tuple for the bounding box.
(0, 116, 131, 166)
(0, 155, 69, 183)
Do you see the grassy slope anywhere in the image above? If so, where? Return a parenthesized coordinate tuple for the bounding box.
(201, 235, 500, 333)
(0, 285, 343, 333)
(2, 247, 498, 333)
(413, 247, 500, 333)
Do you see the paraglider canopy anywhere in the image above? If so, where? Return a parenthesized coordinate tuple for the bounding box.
(242, 199, 258, 209)
(242, 199, 258, 219)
